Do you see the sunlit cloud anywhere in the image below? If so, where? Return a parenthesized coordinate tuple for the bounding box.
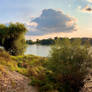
(87, 0, 92, 3)
(26, 22, 38, 27)
(77, 6, 81, 10)
(25, 29, 92, 41)
(26, 9, 78, 36)
(81, 5, 92, 13)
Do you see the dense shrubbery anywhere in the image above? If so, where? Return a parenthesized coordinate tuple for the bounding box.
(30, 38, 92, 92)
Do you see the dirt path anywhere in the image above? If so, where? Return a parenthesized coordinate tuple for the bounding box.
(0, 69, 38, 92)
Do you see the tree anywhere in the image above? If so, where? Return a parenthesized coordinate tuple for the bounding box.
(0, 24, 8, 45)
(0, 23, 27, 55)
(26, 40, 34, 44)
(46, 38, 92, 92)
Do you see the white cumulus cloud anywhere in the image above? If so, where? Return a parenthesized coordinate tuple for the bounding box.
(26, 9, 78, 36)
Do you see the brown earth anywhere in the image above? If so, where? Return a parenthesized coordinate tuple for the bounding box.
(0, 68, 38, 92)
(1, 66, 92, 92)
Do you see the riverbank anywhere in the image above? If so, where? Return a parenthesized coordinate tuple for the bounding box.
(0, 49, 46, 92)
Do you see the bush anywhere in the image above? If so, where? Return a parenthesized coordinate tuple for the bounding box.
(31, 38, 92, 92)
(47, 38, 92, 92)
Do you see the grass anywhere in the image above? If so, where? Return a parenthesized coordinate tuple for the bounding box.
(11, 55, 47, 76)
(0, 48, 46, 77)
(0, 49, 18, 71)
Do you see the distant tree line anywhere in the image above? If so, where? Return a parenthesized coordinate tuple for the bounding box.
(26, 38, 54, 45)
(0, 23, 27, 56)
(26, 37, 92, 45)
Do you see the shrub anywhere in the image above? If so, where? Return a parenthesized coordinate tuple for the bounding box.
(47, 38, 92, 92)
(31, 38, 92, 92)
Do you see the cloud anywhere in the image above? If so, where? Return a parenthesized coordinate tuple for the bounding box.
(87, 0, 92, 3)
(81, 5, 92, 13)
(26, 9, 78, 36)
(77, 6, 81, 9)
(26, 22, 38, 27)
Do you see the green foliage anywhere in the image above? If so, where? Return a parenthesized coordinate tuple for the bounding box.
(0, 23, 27, 55)
(27, 38, 55, 45)
(36, 38, 55, 45)
(0, 48, 46, 77)
(27, 37, 92, 46)
(31, 38, 92, 92)
(0, 49, 18, 71)
(11, 55, 46, 76)
(1, 37, 92, 92)
(26, 40, 34, 44)
(48, 38, 92, 92)
(0, 24, 7, 45)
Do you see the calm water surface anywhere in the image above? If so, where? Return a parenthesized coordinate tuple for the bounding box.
(25, 44, 51, 57)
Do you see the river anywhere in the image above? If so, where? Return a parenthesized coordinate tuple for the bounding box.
(25, 44, 51, 57)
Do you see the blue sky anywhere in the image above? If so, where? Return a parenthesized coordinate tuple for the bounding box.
(0, 0, 92, 39)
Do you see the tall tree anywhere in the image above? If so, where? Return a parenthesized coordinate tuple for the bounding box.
(0, 23, 27, 55)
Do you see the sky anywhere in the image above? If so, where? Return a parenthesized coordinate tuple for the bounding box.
(0, 0, 92, 40)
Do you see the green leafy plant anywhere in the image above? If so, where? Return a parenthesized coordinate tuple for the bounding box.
(31, 38, 92, 92)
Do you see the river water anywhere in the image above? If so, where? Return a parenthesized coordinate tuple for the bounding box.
(25, 44, 51, 57)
